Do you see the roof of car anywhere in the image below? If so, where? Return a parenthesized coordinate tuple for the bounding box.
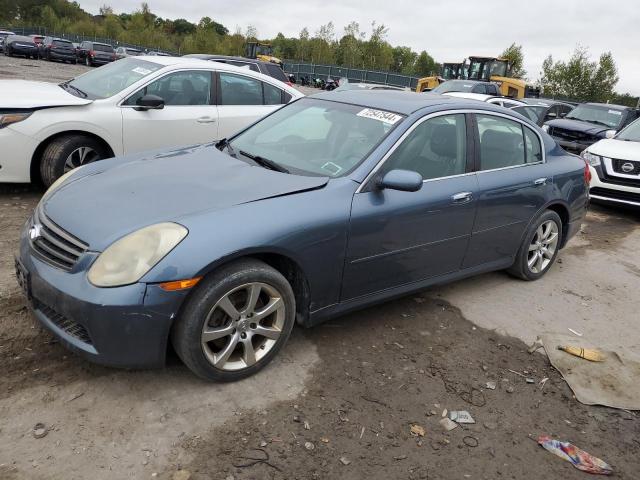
(311, 90, 464, 115)
(184, 54, 270, 66)
(584, 102, 630, 110)
(442, 92, 493, 101)
(519, 98, 571, 106)
(440, 79, 494, 85)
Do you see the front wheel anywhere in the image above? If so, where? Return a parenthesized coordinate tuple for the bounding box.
(39, 134, 109, 187)
(507, 210, 563, 281)
(85, 56, 91, 67)
(172, 259, 296, 382)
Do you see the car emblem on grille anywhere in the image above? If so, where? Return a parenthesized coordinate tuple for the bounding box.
(621, 162, 635, 173)
(29, 224, 42, 240)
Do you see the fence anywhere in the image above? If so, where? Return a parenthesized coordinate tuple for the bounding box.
(1, 25, 175, 55)
(284, 62, 420, 90)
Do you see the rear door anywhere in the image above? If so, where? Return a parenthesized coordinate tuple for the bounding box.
(216, 72, 287, 139)
(463, 112, 550, 268)
(121, 69, 218, 152)
(342, 112, 478, 300)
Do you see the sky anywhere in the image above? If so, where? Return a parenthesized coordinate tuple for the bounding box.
(80, 0, 640, 95)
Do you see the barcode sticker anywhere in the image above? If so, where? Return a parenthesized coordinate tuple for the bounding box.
(132, 67, 152, 75)
(357, 108, 403, 125)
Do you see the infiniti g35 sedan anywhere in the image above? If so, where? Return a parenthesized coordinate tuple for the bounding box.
(0, 56, 302, 186)
(16, 91, 589, 381)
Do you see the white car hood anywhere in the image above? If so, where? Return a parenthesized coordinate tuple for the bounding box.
(589, 138, 640, 161)
(0, 80, 93, 108)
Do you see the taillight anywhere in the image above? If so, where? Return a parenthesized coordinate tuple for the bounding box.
(89, 50, 95, 57)
(583, 158, 592, 185)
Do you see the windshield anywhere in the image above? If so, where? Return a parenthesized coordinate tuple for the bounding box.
(229, 98, 404, 177)
(53, 40, 72, 47)
(565, 104, 624, 129)
(94, 43, 114, 52)
(512, 105, 544, 123)
(66, 58, 162, 99)
(432, 80, 476, 94)
(616, 118, 640, 142)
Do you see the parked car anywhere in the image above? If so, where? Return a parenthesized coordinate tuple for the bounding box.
(443, 91, 525, 108)
(3, 35, 38, 58)
(144, 51, 171, 57)
(38, 37, 76, 63)
(0, 30, 15, 53)
(431, 79, 501, 96)
(29, 34, 44, 46)
(184, 54, 290, 85)
(543, 102, 640, 154)
(334, 80, 409, 91)
(511, 99, 574, 127)
(76, 41, 116, 66)
(15, 91, 588, 381)
(115, 46, 142, 60)
(581, 117, 640, 207)
(0, 56, 302, 186)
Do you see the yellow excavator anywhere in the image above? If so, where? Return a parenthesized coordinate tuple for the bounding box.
(415, 62, 464, 92)
(416, 56, 540, 98)
(245, 42, 283, 67)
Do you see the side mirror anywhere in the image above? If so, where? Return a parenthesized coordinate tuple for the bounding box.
(377, 169, 423, 192)
(135, 94, 165, 111)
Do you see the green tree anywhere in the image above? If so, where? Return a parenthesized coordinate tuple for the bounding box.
(414, 50, 438, 76)
(500, 43, 526, 78)
(391, 46, 417, 74)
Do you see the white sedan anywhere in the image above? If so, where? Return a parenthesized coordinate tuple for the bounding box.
(442, 91, 525, 109)
(0, 56, 302, 186)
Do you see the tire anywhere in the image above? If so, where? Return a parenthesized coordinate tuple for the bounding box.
(85, 56, 91, 67)
(39, 134, 109, 187)
(172, 259, 296, 382)
(507, 210, 563, 281)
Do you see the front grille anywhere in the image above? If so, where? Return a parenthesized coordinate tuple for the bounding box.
(549, 127, 595, 143)
(34, 300, 93, 345)
(30, 204, 88, 271)
(611, 158, 640, 176)
(590, 187, 640, 204)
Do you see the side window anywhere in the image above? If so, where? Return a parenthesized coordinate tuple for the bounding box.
(486, 84, 499, 95)
(124, 71, 212, 106)
(477, 114, 525, 170)
(472, 84, 487, 94)
(523, 127, 543, 163)
(383, 114, 467, 181)
(559, 105, 572, 118)
(263, 82, 283, 105)
(544, 105, 560, 122)
(219, 73, 263, 105)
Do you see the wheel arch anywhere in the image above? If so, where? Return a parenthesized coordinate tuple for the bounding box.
(544, 201, 571, 248)
(30, 130, 116, 184)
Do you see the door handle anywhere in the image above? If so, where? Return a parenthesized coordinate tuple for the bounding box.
(451, 191, 473, 203)
(534, 177, 548, 186)
(196, 116, 217, 123)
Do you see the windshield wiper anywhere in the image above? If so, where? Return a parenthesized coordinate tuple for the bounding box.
(216, 138, 237, 158)
(59, 82, 87, 98)
(565, 116, 611, 128)
(240, 150, 289, 173)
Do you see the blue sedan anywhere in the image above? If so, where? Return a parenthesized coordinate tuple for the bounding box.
(16, 90, 589, 381)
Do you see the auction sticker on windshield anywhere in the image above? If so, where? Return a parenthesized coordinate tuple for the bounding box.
(357, 108, 403, 125)
(608, 110, 622, 115)
(132, 67, 153, 75)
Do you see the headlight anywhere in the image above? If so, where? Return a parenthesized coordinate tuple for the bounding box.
(604, 129, 616, 139)
(542, 125, 550, 132)
(581, 150, 601, 166)
(88, 222, 188, 287)
(0, 112, 32, 129)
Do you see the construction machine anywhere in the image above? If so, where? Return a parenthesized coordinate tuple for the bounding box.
(245, 41, 282, 67)
(415, 61, 464, 92)
(465, 56, 540, 98)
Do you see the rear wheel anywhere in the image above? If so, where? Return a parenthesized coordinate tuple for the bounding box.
(507, 210, 563, 281)
(39, 134, 109, 187)
(84, 56, 91, 67)
(172, 259, 296, 382)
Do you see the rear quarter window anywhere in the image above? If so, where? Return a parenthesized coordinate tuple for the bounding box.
(94, 44, 114, 53)
(265, 63, 288, 82)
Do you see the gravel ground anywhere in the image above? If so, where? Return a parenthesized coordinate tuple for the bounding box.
(0, 55, 639, 480)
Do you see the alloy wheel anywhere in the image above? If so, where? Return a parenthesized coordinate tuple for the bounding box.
(527, 220, 559, 274)
(201, 282, 286, 371)
(64, 146, 100, 172)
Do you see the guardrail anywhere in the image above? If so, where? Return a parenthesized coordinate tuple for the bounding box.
(284, 62, 420, 89)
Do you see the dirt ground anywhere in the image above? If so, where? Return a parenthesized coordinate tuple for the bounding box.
(1, 56, 639, 479)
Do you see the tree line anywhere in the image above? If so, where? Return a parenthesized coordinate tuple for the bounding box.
(1, 0, 636, 105)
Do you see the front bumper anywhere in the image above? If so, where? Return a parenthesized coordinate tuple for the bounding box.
(0, 127, 39, 182)
(588, 165, 640, 207)
(10, 45, 37, 56)
(17, 226, 190, 368)
(90, 56, 113, 64)
(49, 50, 76, 61)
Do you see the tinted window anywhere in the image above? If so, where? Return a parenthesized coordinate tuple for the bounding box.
(477, 114, 525, 170)
(94, 43, 114, 52)
(512, 106, 543, 123)
(264, 82, 283, 105)
(524, 127, 543, 163)
(264, 63, 288, 82)
(472, 84, 487, 94)
(126, 70, 212, 106)
(383, 114, 467, 180)
(219, 73, 262, 105)
(486, 84, 499, 95)
(52, 40, 72, 48)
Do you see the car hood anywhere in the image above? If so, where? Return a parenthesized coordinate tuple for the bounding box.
(589, 138, 640, 161)
(0, 80, 92, 108)
(545, 118, 609, 135)
(43, 144, 329, 250)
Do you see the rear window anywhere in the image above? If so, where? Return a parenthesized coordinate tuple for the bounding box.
(94, 43, 114, 53)
(264, 63, 288, 82)
(8, 35, 33, 43)
(53, 40, 72, 47)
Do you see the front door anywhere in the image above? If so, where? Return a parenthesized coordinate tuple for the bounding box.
(121, 70, 218, 153)
(342, 113, 478, 300)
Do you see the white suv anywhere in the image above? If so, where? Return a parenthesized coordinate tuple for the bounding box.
(0, 56, 302, 186)
(582, 117, 640, 207)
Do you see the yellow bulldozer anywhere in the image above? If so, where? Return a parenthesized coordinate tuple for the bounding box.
(245, 41, 283, 67)
(415, 62, 464, 92)
(416, 56, 540, 98)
